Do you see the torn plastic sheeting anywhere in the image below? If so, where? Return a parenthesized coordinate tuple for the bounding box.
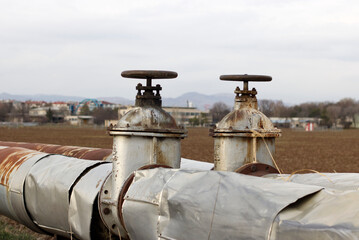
(69, 163, 112, 240)
(122, 168, 322, 240)
(180, 158, 213, 170)
(264, 173, 359, 191)
(24, 155, 105, 237)
(270, 188, 359, 239)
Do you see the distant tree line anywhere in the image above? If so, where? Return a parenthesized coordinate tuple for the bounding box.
(209, 98, 359, 128)
(259, 98, 359, 128)
(0, 101, 30, 122)
(78, 104, 118, 125)
(0, 101, 119, 125)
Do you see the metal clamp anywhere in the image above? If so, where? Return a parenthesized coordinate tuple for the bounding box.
(118, 164, 172, 232)
(235, 163, 279, 177)
(122, 70, 178, 107)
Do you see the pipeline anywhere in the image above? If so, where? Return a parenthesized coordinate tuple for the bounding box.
(0, 141, 213, 170)
(1, 147, 359, 239)
(1, 70, 359, 239)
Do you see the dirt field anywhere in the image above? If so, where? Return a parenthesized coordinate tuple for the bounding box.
(0, 125, 358, 173)
(0, 125, 358, 239)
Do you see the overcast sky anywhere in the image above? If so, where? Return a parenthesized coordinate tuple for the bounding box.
(0, 0, 358, 104)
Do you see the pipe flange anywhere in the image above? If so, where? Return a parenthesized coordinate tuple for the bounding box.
(118, 164, 172, 231)
(235, 163, 279, 177)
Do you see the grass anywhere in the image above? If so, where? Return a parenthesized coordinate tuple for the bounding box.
(0, 217, 35, 240)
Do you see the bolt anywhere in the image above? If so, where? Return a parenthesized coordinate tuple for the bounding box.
(250, 165, 257, 172)
(103, 208, 111, 215)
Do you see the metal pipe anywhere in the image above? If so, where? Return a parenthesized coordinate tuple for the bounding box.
(0, 146, 112, 239)
(122, 168, 359, 239)
(0, 141, 112, 161)
(0, 140, 213, 171)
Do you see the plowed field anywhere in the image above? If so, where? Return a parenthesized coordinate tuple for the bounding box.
(0, 126, 358, 239)
(0, 126, 358, 173)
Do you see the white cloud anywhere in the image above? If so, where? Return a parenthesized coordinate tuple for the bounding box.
(0, 0, 358, 103)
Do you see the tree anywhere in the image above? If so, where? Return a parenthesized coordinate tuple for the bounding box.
(258, 100, 288, 117)
(46, 108, 53, 123)
(0, 102, 13, 121)
(92, 108, 118, 125)
(210, 102, 230, 123)
(79, 104, 91, 115)
(189, 117, 199, 126)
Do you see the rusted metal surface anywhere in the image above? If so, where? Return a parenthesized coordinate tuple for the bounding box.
(235, 163, 279, 177)
(109, 106, 186, 133)
(0, 147, 42, 187)
(121, 70, 177, 79)
(0, 141, 112, 161)
(0, 147, 48, 233)
(122, 70, 177, 107)
(214, 108, 281, 136)
(220, 74, 272, 82)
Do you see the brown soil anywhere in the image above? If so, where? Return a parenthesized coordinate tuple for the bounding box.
(0, 126, 358, 173)
(0, 125, 358, 239)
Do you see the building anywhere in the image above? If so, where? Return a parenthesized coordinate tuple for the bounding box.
(353, 114, 359, 128)
(270, 117, 321, 129)
(163, 107, 210, 126)
(64, 115, 94, 126)
(117, 105, 210, 126)
(29, 107, 69, 123)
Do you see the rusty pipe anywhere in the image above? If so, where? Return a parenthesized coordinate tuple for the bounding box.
(0, 141, 112, 161)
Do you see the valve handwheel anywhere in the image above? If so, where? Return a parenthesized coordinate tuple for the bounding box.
(121, 70, 178, 107)
(220, 74, 272, 82)
(220, 74, 272, 98)
(121, 70, 178, 80)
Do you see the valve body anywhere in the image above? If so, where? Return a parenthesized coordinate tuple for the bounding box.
(213, 75, 281, 172)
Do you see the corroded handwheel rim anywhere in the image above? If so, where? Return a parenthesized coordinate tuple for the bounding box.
(220, 74, 272, 82)
(121, 70, 178, 79)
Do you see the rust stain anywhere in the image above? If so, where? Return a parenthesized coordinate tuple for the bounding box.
(0, 147, 41, 187)
(0, 141, 112, 161)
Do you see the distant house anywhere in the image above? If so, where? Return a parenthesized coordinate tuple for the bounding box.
(64, 115, 94, 126)
(351, 114, 359, 129)
(29, 107, 69, 123)
(25, 100, 47, 108)
(101, 101, 119, 110)
(270, 117, 321, 129)
(163, 107, 210, 126)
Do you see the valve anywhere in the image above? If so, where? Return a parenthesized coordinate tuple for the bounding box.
(102, 70, 186, 238)
(121, 70, 177, 107)
(212, 73, 281, 172)
(220, 74, 272, 109)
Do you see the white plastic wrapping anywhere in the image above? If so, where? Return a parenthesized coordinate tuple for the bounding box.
(122, 168, 322, 240)
(69, 163, 112, 240)
(180, 158, 213, 170)
(24, 155, 105, 237)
